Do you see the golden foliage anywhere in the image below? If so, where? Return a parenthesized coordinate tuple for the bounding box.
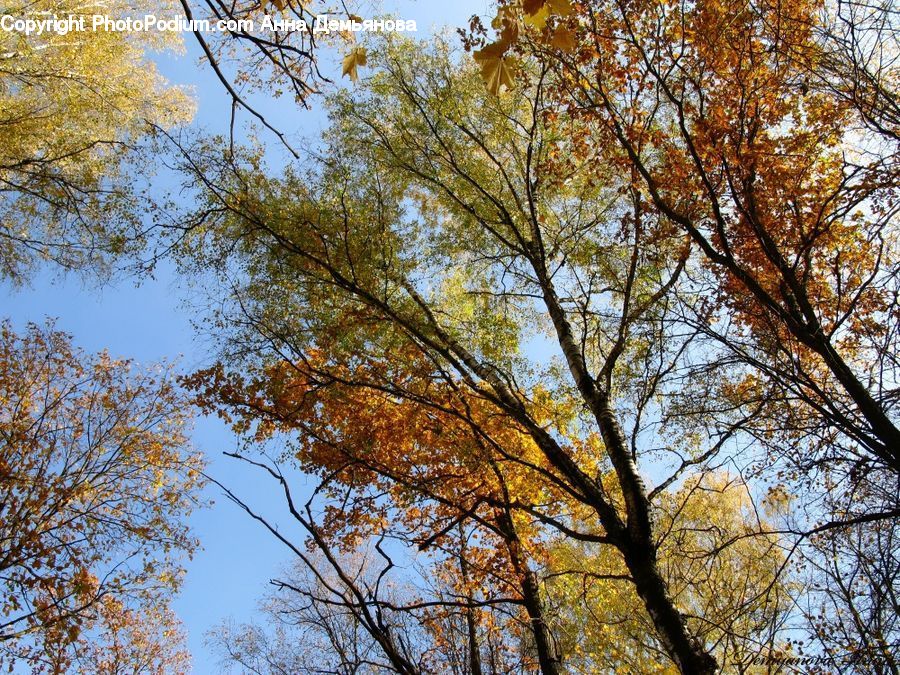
(0, 0, 192, 280)
(0, 321, 204, 671)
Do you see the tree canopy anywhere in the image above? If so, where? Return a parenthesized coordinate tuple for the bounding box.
(177, 31, 863, 672)
(1, 0, 898, 671)
(0, 321, 203, 672)
(0, 0, 192, 281)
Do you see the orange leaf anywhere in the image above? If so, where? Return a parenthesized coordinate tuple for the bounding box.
(550, 26, 576, 52)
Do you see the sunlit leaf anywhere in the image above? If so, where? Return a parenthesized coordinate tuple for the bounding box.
(523, 0, 573, 30)
(523, 5, 550, 30)
(342, 46, 368, 82)
(473, 42, 515, 95)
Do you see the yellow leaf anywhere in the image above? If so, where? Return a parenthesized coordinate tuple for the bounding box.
(548, 0, 573, 16)
(342, 46, 368, 82)
(474, 40, 509, 61)
(524, 0, 573, 30)
(523, 5, 550, 30)
(474, 44, 515, 96)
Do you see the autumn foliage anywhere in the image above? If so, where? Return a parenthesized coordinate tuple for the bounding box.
(0, 322, 203, 672)
(175, 0, 899, 667)
(1, 0, 897, 671)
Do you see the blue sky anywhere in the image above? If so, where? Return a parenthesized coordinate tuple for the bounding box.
(1, 1, 489, 670)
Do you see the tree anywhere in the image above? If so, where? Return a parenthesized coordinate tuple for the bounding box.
(208, 551, 507, 675)
(175, 0, 376, 156)
(459, 0, 900, 667)
(545, 474, 792, 673)
(0, 320, 204, 672)
(204, 475, 789, 674)
(807, 0, 899, 143)
(71, 601, 191, 675)
(468, 0, 900, 481)
(0, 0, 192, 281)
(174, 34, 810, 672)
